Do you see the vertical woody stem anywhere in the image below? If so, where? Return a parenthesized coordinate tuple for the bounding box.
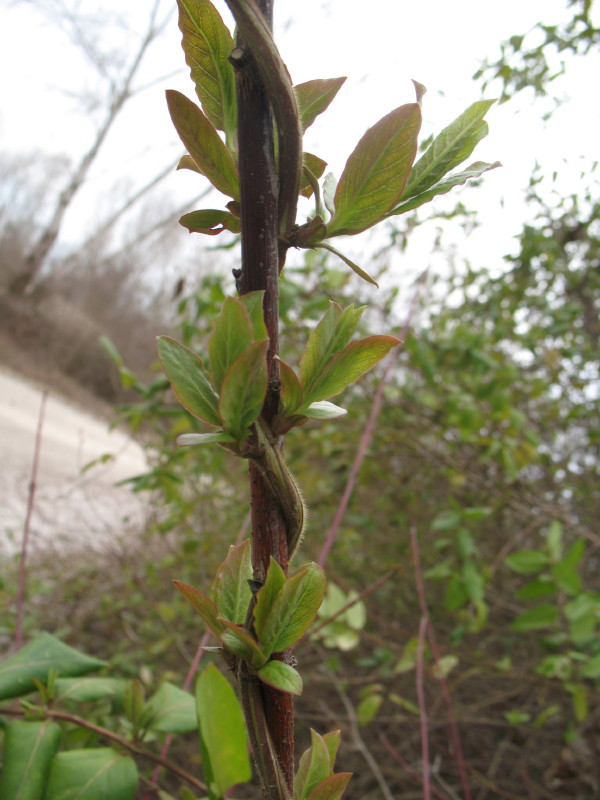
(232, 0, 294, 792)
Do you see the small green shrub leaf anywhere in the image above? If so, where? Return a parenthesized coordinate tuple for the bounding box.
(54, 677, 126, 703)
(400, 99, 496, 200)
(580, 653, 600, 679)
(257, 660, 303, 695)
(172, 580, 226, 639)
(196, 665, 252, 798)
(322, 731, 341, 771)
(253, 557, 287, 639)
(0, 720, 61, 800)
(301, 335, 400, 408)
(143, 682, 196, 733)
(301, 153, 328, 198)
(0, 633, 105, 702)
(179, 209, 241, 235)
(294, 729, 332, 800)
(295, 77, 346, 132)
(258, 563, 326, 658)
(388, 160, 501, 216)
(177, 431, 237, 446)
(219, 620, 267, 669)
(218, 340, 269, 441)
(278, 358, 304, 417)
(238, 290, 268, 341)
(357, 693, 382, 725)
(177, 0, 237, 138)
(315, 243, 378, 286)
(306, 773, 352, 800)
(515, 577, 556, 601)
(327, 102, 421, 236)
(208, 297, 255, 393)
(157, 336, 221, 426)
(211, 540, 252, 625)
(512, 603, 558, 632)
(44, 748, 138, 800)
(166, 89, 239, 199)
(505, 549, 549, 574)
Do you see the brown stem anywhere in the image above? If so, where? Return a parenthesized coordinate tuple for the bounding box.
(0, 706, 206, 794)
(231, 0, 294, 792)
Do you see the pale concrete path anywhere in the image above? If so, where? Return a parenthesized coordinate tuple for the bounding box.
(0, 367, 149, 555)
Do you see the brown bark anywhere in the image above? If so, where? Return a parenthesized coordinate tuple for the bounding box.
(233, 0, 294, 791)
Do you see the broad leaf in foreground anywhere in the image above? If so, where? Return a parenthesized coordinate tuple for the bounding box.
(157, 336, 221, 427)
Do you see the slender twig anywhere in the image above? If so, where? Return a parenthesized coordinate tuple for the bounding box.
(380, 736, 451, 800)
(318, 269, 429, 568)
(0, 706, 206, 793)
(15, 391, 48, 651)
(410, 525, 472, 800)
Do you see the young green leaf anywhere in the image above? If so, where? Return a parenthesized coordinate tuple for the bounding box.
(177, 431, 237, 447)
(294, 729, 331, 800)
(177, 0, 237, 140)
(219, 619, 268, 670)
(196, 665, 252, 798)
(278, 358, 304, 417)
(173, 580, 226, 639)
(256, 660, 303, 696)
(322, 173, 337, 216)
(512, 603, 558, 632)
(179, 209, 241, 235)
(54, 677, 126, 703)
(0, 633, 105, 702)
(258, 563, 326, 658)
(326, 102, 421, 236)
(307, 773, 352, 800)
(322, 730, 341, 771)
(300, 302, 365, 396)
(303, 402, 347, 419)
(301, 335, 400, 408)
(300, 153, 328, 198)
(211, 539, 253, 625)
(295, 77, 346, 131)
(218, 340, 269, 441)
(400, 99, 496, 200)
(315, 243, 378, 286)
(208, 297, 255, 392)
(157, 336, 221, 427)
(0, 720, 61, 800)
(238, 290, 268, 341)
(505, 549, 549, 574)
(166, 89, 239, 200)
(387, 160, 501, 216)
(143, 682, 197, 734)
(253, 557, 287, 639)
(44, 748, 138, 800)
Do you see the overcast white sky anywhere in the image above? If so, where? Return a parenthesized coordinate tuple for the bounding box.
(0, 0, 598, 291)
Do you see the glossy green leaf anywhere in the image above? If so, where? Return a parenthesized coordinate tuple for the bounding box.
(306, 772, 352, 800)
(179, 209, 241, 235)
(278, 358, 304, 417)
(166, 90, 239, 200)
(143, 682, 196, 733)
(0, 720, 60, 800)
(388, 160, 501, 216)
(400, 100, 496, 200)
(196, 665, 252, 798)
(300, 302, 364, 395)
(157, 336, 221, 426)
(253, 557, 287, 639)
(294, 729, 332, 800)
(295, 78, 346, 132)
(238, 290, 268, 341)
(301, 153, 328, 198)
(303, 401, 347, 419)
(208, 297, 254, 393)
(0, 633, 105, 702)
(505, 549, 548, 574)
(301, 335, 400, 408)
(219, 619, 267, 669)
(512, 603, 558, 632)
(44, 749, 138, 800)
(54, 677, 126, 703)
(315, 243, 378, 286)
(257, 660, 303, 695)
(219, 340, 269, 441)
(211, 540, 252, 624)
(322, 731, 341, 771)
(258, 563, 326, 658)
(172, 580, 226, 639)
(327, 102, 421, 236)
(177, 0, 237, 138)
